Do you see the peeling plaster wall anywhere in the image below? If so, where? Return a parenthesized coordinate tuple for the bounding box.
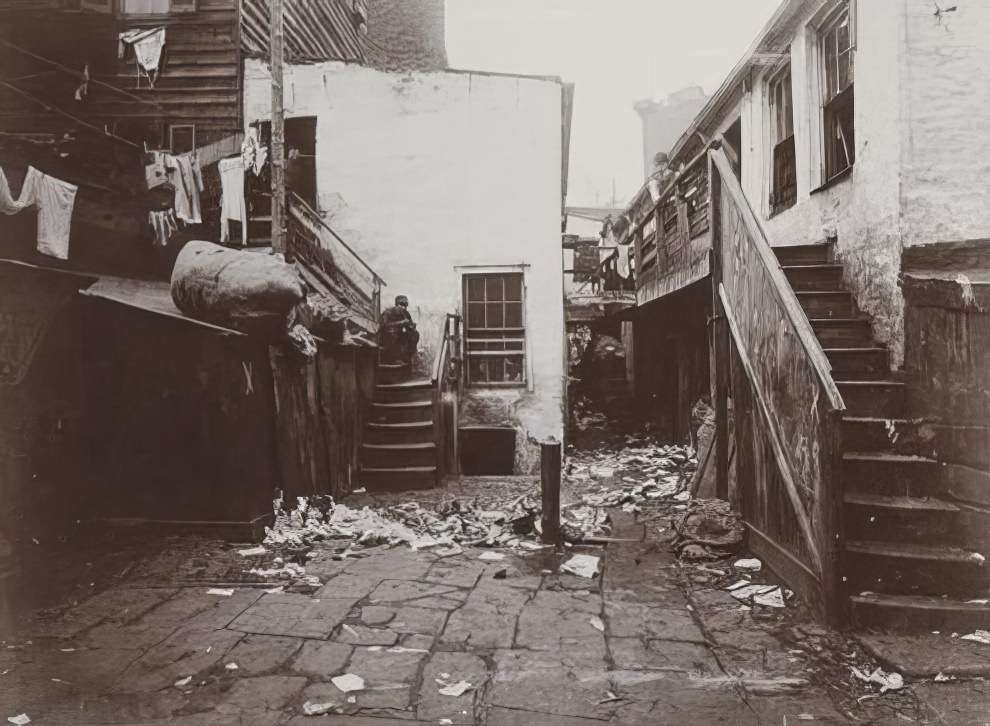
(901, 1, 990, 247)
(244, 60, 566, 472)
(737, 1, 907, 365)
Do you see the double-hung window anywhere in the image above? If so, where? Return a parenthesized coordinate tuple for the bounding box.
(463, 273, 526, 386)
(119, 0, 196, 14)
(819, 4, 855, 182)
(769, 66, 796, 215)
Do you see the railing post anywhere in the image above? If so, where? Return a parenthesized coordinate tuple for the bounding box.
(709, 152, 730, 502)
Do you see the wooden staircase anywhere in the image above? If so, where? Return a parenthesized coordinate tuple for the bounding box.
(776, 244, 990, 632)
(360, 362, 441, 492)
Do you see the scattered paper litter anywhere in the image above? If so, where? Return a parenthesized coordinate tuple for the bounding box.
(207, 588, 234, 597)
(934, 672, 956, 682)
(302, 700, 335, 715)
(173, 676, 192, 687)
(589, 616, 605, 632)
(560, 554, 600, 579)
(478, 551, 506, 561)
(238, 546, 267, 557)
(438, 680, 473, 697)
(733, 558, 762, 572)
(960, 630, 990, 645)
(753, 587, 787, 608)
(264, 586, 284, 594)
(224, 663, 238, 670)
(7, 715, 30, 725)
(797, 715, 816, 721)
(440, 720, 453, 725)
(850, 666, 905, 693)
(331, 673, 365, 693)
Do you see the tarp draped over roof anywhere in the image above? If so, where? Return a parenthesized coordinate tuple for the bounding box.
(241, 0, 366, 64)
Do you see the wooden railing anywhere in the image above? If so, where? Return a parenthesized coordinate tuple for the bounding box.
(709, 144, 847, 624)
(631, 147, 712, 305)
(287, 192, 385, 334)
(432, 314, 463, 478)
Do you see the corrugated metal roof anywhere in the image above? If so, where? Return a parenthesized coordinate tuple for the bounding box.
(241, 0, 365, 64)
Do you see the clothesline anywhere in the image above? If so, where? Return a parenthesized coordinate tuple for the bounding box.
(0, 38, 162, 108)
(0, 81, 141, 150)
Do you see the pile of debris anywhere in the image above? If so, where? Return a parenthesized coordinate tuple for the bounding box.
(568, 442, 695, 513)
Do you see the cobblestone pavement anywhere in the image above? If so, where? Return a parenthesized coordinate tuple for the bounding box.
(2, 511, 988, 724)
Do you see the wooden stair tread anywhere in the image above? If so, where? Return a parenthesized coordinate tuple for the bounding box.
(376, 380, 433, 389)
(824, 346, 887, 352)
(851, 592, 990, 611)
(363, 442, 435, 450)
(846, 540, 986, 562)
(362, 466, 437, 473)
(844, 451, 937, 463)
(367, 421, 433, 429)
(837, 380, 906, 388)
(780, 263, 843, 271)
(371, 401, 432, 408)
(845, 493, 960, 512)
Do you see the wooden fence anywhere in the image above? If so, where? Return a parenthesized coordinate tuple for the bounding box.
(709, 145, 846, 623)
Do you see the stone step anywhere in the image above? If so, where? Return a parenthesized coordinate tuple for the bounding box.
(361, 442, 437, 468)
(836, 381, 907, 417)
(374, 380, 434, 403)
(361, 466, 438, 492)
(843, 493, 988, 548)
(842, 417, 932, 457)
(796, 291, 856, 319)
(845, 540, 990, 599)
(809, 318, 875, 348)
(364, 420, 435, 445)
(377, 362, 410, 385)
(773, 243, 833, 266)
(370, 400, 434, 424)
(842, 452, 947, 498)
(782, 264, 845, 292)
(850, 592, 990, 632)
(825, 347, 890, 380)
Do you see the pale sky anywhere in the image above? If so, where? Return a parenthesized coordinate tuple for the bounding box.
(445, 0, 782, 207)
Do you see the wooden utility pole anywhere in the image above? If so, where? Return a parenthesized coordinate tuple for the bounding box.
(270, 0, 286, 255)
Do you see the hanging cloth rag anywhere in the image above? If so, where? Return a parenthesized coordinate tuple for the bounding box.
(119, 27, 166, 88)
(240, 128, 268, 177)
(75, 64, 90, 102)
(219, 156, 247, 246)
(149, 208, 178, 247)
(0, 166, 39, 215)
(164, 152, 204, 224)
(32, 170, 78, 260)
(617, 242, 631, 279)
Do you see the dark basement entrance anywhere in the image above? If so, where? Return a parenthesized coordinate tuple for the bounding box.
(459, 426, 516, 475)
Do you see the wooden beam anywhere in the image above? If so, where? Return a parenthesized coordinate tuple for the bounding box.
(270, 0, 287, 256)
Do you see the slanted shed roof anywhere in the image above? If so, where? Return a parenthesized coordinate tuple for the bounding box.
(241, 0, 366, 64)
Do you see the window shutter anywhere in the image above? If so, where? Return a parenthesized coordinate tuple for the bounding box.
(170, 0, 196, 12)
(80, 0, 113, 12)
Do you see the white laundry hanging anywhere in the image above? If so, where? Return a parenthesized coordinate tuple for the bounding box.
(119, 27, 166, 88)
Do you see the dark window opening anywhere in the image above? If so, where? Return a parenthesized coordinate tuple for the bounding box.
(820, 6, 855, 182)
(770, 68, 797, 215)
(460, 427, 516, 475)
(169, 124, 195, 154)
(464, 273, 526, 386)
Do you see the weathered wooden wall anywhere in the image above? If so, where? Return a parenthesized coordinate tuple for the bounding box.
(270, 342, 376, 503)
(902, 274, 990, 474)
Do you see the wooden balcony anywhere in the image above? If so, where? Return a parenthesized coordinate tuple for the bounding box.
(627, 149, 712, 306)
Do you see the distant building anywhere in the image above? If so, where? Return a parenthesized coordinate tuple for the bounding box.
(633, 85, 708, 180)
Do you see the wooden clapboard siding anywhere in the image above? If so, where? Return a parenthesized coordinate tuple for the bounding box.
(240, 0, 364, 64)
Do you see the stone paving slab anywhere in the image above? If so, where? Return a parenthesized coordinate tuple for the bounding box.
(30, 587, 179, 639)
(113, 627, 244, 692)
(289, 640, 353, 677)
(417, 650, 489, 724)
(228, 593, 359, 639)
(604, 601, 706, 642)
(225, 634, 302, 675)
(609, 636, 720, 674)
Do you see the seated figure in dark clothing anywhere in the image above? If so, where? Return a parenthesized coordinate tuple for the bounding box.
(379, 295, 420, 366)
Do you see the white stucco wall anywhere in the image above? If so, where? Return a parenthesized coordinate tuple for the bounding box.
(901, 0, 990, 247)
(244, 60, 566, 472)
(737, 1, 907, 363)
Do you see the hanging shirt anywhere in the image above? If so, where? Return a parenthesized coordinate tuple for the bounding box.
(219, 156, 247, 246)
(119, 27, 166, 88)
(149, 208, 178, 247)
(164, 152, 204, 225)
(617, 242, 631, 279)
